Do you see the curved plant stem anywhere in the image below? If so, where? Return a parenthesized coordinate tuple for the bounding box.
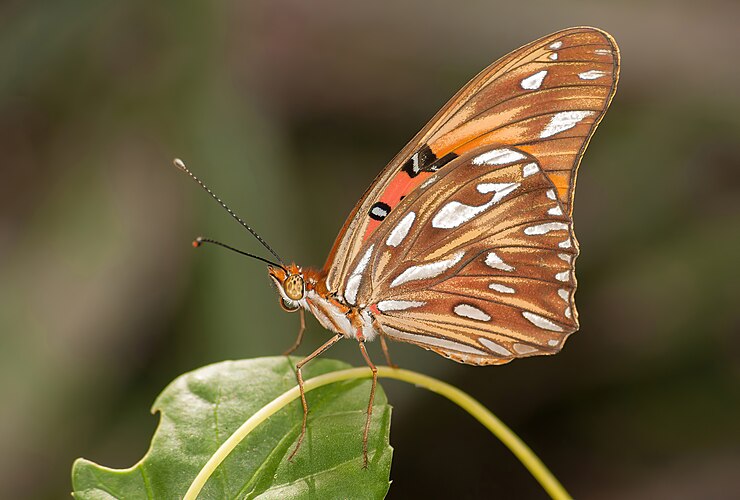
(183, 366, 571, 500)
(385, 368, 571, 500)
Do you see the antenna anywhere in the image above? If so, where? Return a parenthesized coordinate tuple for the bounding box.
(193, 237, 287, 270)
(173, 158, 285, 265)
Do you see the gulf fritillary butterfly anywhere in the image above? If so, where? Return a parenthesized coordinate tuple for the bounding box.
(176, 26, 620, 467)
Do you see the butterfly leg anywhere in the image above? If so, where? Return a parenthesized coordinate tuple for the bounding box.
(357, 341, 377, 468)
(378, 335, 398, 369)
(283, 308, 306, 356)
(288, 332, 343, 462)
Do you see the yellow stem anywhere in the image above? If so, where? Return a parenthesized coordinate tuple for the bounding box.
(183, 366, 571, 500)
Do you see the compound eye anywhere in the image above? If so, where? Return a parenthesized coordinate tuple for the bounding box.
(284, 275, 305, 301)
(280, 298, 300, 312)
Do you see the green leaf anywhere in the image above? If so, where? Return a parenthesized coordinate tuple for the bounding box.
(72, 357, 392, 499)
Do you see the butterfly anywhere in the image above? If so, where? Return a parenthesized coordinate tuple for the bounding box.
(176, 26, 620, 468)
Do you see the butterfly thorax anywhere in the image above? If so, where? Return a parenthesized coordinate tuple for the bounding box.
(268, 264, 378, 342)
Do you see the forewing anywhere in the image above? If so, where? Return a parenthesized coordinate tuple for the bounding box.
(351, 147, 578, 365)
(324, 27, 618, 294)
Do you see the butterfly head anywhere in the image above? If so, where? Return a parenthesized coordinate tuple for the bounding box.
(268, 263, 305, 312)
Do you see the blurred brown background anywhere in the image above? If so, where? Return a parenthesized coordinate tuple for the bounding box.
(1, 1, 739, 498)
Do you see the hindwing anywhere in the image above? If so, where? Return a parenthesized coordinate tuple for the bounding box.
(345, 147, 578, 363)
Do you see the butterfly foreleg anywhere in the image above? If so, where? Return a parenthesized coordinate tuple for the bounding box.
(357, 340, 377, 469)
(283, 308, 306, 356)
(288, 332, 343, 462)
(378, 334, 398, 369)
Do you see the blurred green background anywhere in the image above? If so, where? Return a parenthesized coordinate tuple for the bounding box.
(2, 1, 739, 498)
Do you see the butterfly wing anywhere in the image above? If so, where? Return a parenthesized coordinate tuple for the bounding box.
(359, 147, 577, 364)
(325, 27, 619, 297)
